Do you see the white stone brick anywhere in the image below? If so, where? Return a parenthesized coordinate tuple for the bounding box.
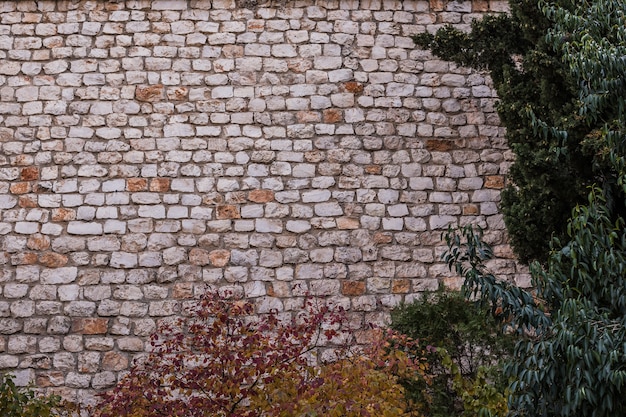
(40, 267, 77, 285)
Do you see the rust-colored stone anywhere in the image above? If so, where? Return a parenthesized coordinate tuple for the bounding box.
(72, 318, 109, 335)
(248, 190, 275, 203)
(167, 86, 188, 101)
(216, 205, 240, 219)
(323, 109, 343, 123)
(149, 178, 170, 192)
(365, 165, 382, 174)
(43, 252, 69, 268)
(39, 252, 69, 268)
(135, 84, 164, 102)
(20, 166, 39, 181)
(172, 282, 194, 299)
(296, 111, 321, 123)
(429, 0, 446, 11)
(247, 20, 265, 31)
(425, 139, 456, 151)
(462, 204, 480, 215)
(189, 248, 211, 266)
(209, 250, 231, 267)
(27, 233, 50, 251)
(485, 175, 505, 189)
(341, 281, 366, 296)
(10, 182, 30, 194)
(392, 279, 411, 294)
(337, 217, 360, 230)
(127, 178, 148, 192)
(11, 252, 38, 265)
(343, 81, 364, 94)
(373, 232, 393, 244)
(18, 195, 38, 208)
(473, 0, 490, 12)
(51, 208, 76, 222)
(102, 351, 129, 371)
(222, 45, 244, 58)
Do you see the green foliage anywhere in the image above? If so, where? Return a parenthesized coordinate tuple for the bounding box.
(391, 289, 512, 417)
(445, 195, 626, 416)
(0, 373, 71, 417)
(93, 292, 430, 417)
(414, 0, 595, 263)
(439, 1, 626, 416)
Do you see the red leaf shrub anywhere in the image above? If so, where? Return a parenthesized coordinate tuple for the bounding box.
(93, 291, 429, 417)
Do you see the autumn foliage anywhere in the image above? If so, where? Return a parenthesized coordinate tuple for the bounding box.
(93, 292, 429, 417)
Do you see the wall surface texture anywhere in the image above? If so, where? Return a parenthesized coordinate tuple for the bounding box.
(0, 0, 525, 404)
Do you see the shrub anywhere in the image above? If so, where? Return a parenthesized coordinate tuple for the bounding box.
(93, 292, 430, 417)
(391, 289, 512, 417)
(0, 373, 73, 417)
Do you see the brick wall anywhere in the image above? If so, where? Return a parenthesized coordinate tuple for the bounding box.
(0, 0, 525, 404)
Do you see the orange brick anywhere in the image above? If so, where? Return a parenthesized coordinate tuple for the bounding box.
(297, 111, 321, 123)
(20, 166, 39, 181)
(343, 81, 364, 94)
(425, 139, 456, 151)
(216, 205, 240, 219)
(52, 208, 76, 222)
(429, 0, 445, 11)
(392, 279, 411, 294)
(462, 204, 479, 215)
(373, 232, 393, 244)
(172, 282, 194, 299)
(18, 196, 37, 208)
(127, 178, 147, 192)
(102, 351, 129, 371)
(10, 182, 30, 194)
(27, 234, 50, 251)
(323, 109, 342, 123)
(365, 165, 382, 174)
(341, 281, 366, 296)
(11, 252, 38, 265)
(222, 45, 244, 58)
(39, 252, 69, 268)
(209, 250, 230, 267)
(485, 175, 505, 189)
(149, 178, 170, 192)
(135, 84, 164, 102)
(472, 0, 490, 12)
(248, 190, 275, 203)
(189, 248, 211, 266)
(72, 318, 109, 335)
(247, 19, 265, 31)
(337, 217, 360, 229)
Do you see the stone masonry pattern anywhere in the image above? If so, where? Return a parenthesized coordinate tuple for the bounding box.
(0, 0, 526, 406)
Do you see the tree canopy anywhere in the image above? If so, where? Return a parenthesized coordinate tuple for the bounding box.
(441, 1, 626, 416)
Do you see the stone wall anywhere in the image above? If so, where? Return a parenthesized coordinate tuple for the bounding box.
(0, 0, 525, 404)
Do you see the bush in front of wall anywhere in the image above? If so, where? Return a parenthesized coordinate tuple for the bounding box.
(93, 291, 431, 417)
(391, 288, 513, 417)
(0, 373, 74, 417)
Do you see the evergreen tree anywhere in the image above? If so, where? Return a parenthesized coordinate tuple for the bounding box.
(414, 0, 595, 263)
(443, 2, 626, 416)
